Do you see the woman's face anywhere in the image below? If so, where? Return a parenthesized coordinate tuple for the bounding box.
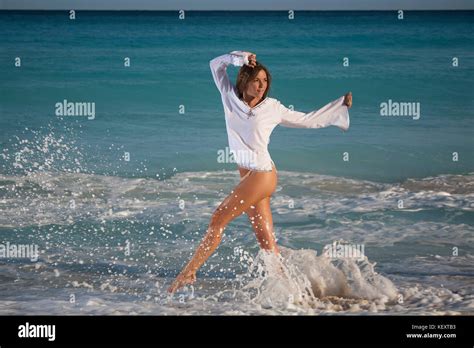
(245, 69, 268, 100)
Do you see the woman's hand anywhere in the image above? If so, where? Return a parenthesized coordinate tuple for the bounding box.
(344, 92, 352, 108)
(244, 52, 257, 68)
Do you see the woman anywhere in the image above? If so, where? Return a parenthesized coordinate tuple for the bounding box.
(168, 51, 352, 293)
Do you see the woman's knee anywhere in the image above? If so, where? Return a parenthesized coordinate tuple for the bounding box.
(258, 172, 278, 197)
(205, 218, 225, 248)
(209, 207, 233, 235)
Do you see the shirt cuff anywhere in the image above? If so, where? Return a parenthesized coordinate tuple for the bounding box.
(229, 51, 249, 66)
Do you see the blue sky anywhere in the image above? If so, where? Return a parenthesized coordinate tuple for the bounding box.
(1, 0, 473, 10)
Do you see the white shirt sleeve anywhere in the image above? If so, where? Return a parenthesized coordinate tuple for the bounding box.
(209, 51, 250, 95)
(278, 96, 350, 131)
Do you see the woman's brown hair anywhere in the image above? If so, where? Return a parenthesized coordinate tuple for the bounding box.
(236, 61, 272, 100)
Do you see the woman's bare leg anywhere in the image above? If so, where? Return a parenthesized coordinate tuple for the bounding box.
(238, 167, 279, 253)
(168, 165, 277, 293)
(245, 196, 279, 253)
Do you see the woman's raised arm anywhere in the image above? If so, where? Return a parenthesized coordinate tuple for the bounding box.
(209, 51, 255, 95)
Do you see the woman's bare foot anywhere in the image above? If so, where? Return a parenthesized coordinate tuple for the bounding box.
(168, 271, 196, 293)
(344, 92, 352, 108)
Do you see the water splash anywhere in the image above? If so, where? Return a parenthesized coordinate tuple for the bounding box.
(235, 245, 398, 312)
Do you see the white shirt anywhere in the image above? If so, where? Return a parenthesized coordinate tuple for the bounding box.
(210, 51, 350, 172)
